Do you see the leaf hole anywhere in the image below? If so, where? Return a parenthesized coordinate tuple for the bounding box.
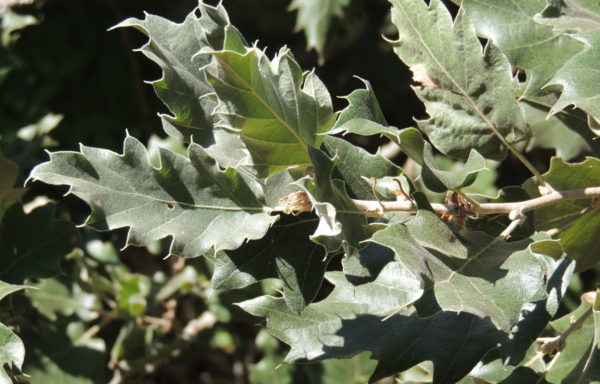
(166, 203, 174, 210)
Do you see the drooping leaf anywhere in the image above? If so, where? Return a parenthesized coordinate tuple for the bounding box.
(288, 0, 350, 60)
(114, 2, 245, 144)
(451, 0, 583, 96)
(372, 210, 550, 331)
(212, 216, 327, 314)
(522, 101, 591, 160)
(333, 120, 486, 193)
(205, 45, 336, 176)
(388, 0, 529, 161)
(323, 135, 401, 200)
(240, 262, 511, 384)
(29, 135, 278, 258)
(523, 157, 600, 271)
(300, 147, 368, 253)
(0, 155, 23, 221)
(0, 204, 78, 284)
(502, 247, 574, 365)
(0, 323, 24, 383)
(545, 31, 600, 125)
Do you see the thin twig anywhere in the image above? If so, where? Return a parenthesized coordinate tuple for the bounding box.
(351, 186, 600, 217)
(538, 307, 593, 355)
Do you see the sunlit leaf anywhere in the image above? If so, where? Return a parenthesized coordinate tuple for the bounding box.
(388, 0, 528, 160)
(29, 136, 277, 258)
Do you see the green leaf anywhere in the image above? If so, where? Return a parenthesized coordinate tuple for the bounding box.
(288, 0, 350, 60)
(502, 255, 574, 365)
(546, 31, 600, 125)
(323, 135, 401, 200)
(333, 123, 486, 193)
(0, 155, 24, 222)
(205, 45, 336, 177)
(372, 210, 550, 331)
(301, 147, 368, 253)
(522, 101, 591, 160)
(452, 0, 583, 96)
(0, 281, 27, 302)
(27, 278, 100, 322)
(574, 290, 600, 383)
(29, 136, 278, 258)
(212, 217, 327, 314)
(523, 157, 600, 271)
(546, 295, 595, 383)
(537, 0, 600, 33)
(0, 204, 78, 284)
(114, 2, 244, 144)
(240, 262, 511, 384)
(0, 323, 24, 383)
(388, 0, 528, 160)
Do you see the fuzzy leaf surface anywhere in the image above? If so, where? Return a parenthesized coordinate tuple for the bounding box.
(537, 0, 600, 33)
(29, 136, 277, 258)
(0, 323, 24, 383)
(288, 0, 350, 58)
(388, 0, 528, 160)
(524, 157, 600, 271)
(546, 31, 600, 125)
(240, 262, 509, 384)
(206, 46, 335, 176)
(115, 2, 243, 144)
(372, 210, 549, 331)
(452, 0, 583, 96)
(0, 204, 78, 284)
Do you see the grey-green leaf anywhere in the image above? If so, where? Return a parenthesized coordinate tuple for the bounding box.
(523, 157, 600, 271)
(0, 323, 24, 381)
(388, 0, 529, 160)
(453, 0, 583, 96)
(29, 136, 277, 258)
(240, 262, 509, 384)
(372, 210, 550, 331)
(114, 2, 244, 144)
(546, 31, 600, 126)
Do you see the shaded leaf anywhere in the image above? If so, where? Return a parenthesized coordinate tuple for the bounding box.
(388, 0, 528, 160)
(300, 147, 368, 253)
(29, 136, 277, 258)
(372, 210, 550, 331)
(240, 262, 510, 384)
(114, 2, 244, 144)
(0, 155, 23, 221)
(288, 0, 350, 59)
(522, 101, 591, 160)
(523, 157, 600, 271)
(573, 290, 600, 383)
(212, 217, 327, 314)
(205, 45, 336, 176)
(0, 204, 78, 284)
(452, 0, 583, 96)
